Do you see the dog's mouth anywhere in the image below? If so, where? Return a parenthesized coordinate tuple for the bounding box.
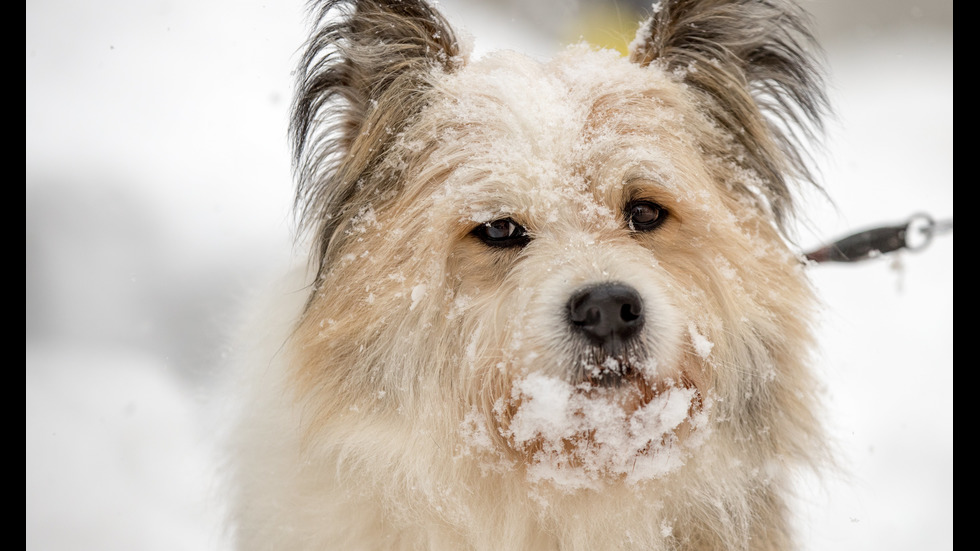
(575, 352, 645, 389)
(572, 352, 701, 416)
(572, 344, 667, 393)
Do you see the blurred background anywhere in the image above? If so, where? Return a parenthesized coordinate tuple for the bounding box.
(26, 0, 952, 549)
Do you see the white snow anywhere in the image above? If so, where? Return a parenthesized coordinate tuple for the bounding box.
(26, 1, 951, 550)
(501, 372, 699, 488)
(410, 283, 428, 310)
(687, 322, 715, 360)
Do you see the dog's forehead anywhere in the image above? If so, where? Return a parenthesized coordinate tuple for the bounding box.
(422, 46, 694, 222)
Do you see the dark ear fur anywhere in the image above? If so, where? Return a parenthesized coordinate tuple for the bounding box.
(291, 0, 462, 273)
(630, 0, 828, 227)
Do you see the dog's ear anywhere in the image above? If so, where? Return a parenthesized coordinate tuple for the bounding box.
(629, 0, 827, 227)
(291, 0, 462, 272)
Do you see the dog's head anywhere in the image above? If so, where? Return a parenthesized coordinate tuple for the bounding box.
(287, 0, 827, 490)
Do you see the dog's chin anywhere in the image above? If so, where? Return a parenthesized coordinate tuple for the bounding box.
(487, 350, 707, 489)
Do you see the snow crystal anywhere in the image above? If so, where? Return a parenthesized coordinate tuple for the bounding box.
(459, 407, 494, 453)
(687, 322, 714, 359)
(409, 284, 427, 310)
(347, 205, 378, 235)
(714, 254, 738, 281)
(627, 17, 655, 60)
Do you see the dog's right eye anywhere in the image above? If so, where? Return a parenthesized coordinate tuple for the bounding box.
(471, 218, 530, 248)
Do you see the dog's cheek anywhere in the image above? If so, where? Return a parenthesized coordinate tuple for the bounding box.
(446, 241, 510, 298)
(284, 241, 457, 414)
(662, 223, 816, 447)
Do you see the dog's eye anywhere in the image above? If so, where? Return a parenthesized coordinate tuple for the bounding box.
(471, 218, 530, 248)
(626, 201, 667, 232)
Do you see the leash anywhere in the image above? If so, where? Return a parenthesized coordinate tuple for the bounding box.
(804, 213, 953, 264)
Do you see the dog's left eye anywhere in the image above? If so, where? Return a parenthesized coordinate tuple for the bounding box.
(471, 218, 530, 248)
(626, 200, 667, 232)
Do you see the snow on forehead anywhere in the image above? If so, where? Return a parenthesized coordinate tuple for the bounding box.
(428, 45, 680, 222)
(437, 49, 589, 155)
(439, 44, 671, 134)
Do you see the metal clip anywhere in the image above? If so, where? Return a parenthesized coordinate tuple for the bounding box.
(804, 213, 952, 264)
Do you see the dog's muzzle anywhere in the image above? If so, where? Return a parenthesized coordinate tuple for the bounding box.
(567, 283, 645, 369)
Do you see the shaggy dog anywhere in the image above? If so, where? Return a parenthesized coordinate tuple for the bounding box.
(228, 0, 829, 548)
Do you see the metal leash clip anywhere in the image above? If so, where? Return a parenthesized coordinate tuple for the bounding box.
(804, 213, 953, 264)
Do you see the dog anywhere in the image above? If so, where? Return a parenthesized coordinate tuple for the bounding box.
(227, 0, 830, 548)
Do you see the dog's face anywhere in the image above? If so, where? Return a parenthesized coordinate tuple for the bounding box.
(287, 0, 825, 494)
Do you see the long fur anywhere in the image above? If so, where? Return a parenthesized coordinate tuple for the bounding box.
(228, 1, 830, 549)
(291, 0, 464, 277)
(629, 0, 827, 227)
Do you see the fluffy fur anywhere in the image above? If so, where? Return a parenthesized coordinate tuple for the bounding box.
(228, 0, 830, 549)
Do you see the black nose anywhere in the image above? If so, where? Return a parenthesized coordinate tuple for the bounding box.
(567, 283, 644, 352)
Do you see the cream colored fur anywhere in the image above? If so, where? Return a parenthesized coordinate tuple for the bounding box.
(228, 1, 829, 549)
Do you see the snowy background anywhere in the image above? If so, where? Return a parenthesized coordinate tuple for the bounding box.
(26, 0, 951, 549)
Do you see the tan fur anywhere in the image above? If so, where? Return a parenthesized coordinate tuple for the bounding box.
(228, 1, 829, 549)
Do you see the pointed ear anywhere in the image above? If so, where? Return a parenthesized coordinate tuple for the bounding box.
(291, 0, 463, 270)
(629, 0, 828, 226)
